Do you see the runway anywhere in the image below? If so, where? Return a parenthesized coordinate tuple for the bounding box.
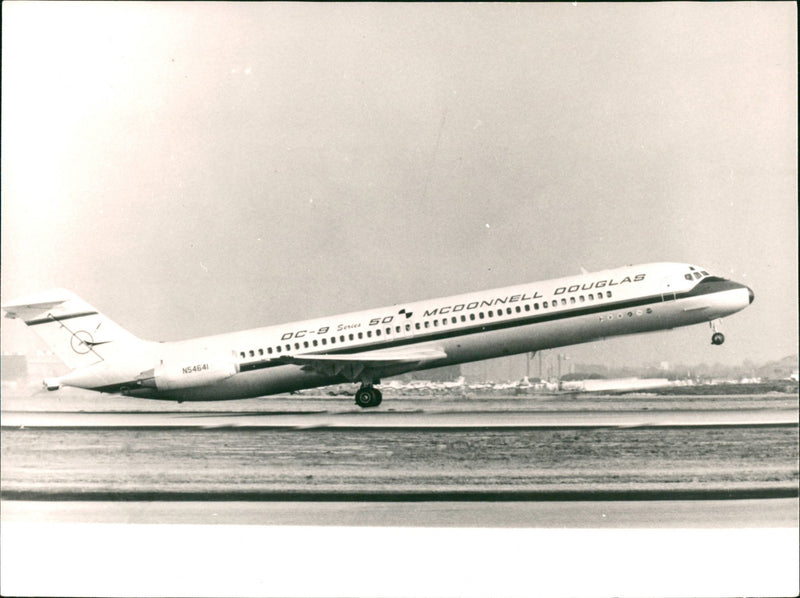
(2, 392, 797, 525)
(3, 497, 797, 527)
(2, 391, 798, 597)
(2, 405, 796, 429)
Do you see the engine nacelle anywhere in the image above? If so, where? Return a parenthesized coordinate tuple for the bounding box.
(139, 359, 238, 391)
(43, 378, 62, 391)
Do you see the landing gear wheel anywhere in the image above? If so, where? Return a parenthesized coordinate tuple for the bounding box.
(355, 387, 382, 408)
(711, 332, 725, 345)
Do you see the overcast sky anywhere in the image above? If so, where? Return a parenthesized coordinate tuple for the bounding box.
(2, 2, 797, 368)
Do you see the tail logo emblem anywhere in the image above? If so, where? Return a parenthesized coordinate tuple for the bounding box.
(70, 330, 95, 354)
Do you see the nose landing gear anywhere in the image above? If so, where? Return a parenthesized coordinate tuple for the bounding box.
(710, 319, 725, 345)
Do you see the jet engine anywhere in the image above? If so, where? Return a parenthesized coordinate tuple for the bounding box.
(138, 358, 238, 391)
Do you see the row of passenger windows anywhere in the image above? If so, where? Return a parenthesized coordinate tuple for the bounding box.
(238, 290, 614, 360)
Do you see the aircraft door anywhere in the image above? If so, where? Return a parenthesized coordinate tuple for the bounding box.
(660, 276, 676, 302)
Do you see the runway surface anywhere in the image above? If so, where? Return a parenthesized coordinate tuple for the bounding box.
(2, 405, 796, 429)
(1, 392, 797, 527)
(3, 391, 799, 598)
(3, 498, 797, 527)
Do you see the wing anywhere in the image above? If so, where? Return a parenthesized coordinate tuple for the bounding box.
(278, 348, 448, 382)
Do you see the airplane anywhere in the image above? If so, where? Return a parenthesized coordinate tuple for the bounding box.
(3, 262, 754, 408)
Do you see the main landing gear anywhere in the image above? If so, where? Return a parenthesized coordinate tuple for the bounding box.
(710, 319, 725, 345)
(354, 385, 382, 408)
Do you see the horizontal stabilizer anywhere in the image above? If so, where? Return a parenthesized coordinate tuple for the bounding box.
(2, 289, 72, 320)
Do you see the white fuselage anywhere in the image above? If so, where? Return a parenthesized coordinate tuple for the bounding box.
(50, 262, 753, 401)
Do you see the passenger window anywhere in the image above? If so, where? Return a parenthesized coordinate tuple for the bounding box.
(349, 334, 354, 340)
(294, 343, 299, 350)
(424, 321, 430, 328)
(312, 340, 318, 347)
(322, 338, 327, 345)
(515, 306, 521, 313)
(570, 297, 576, 304)
(588, 294, 594, 300)
(461, 315, 466, 322)
(358, 332, 363, 339)
(276, 346, 281, 353)
(579, 296, 585, 303)
(330, 337, 336, 344)
(607, 291, 612, 298)
(488, 311, 493, 317)
(508, 308, 513, 314)
(543, 301, 548, 308)
(239, 352, 246, 359)
(470, 314, 476, 320)
(479, 312, 485, 319)
(386, 327, 391, 335)
(452, 317, 457, 324)
(415, 323, 421, 330)
(395, 326, 401, 333)
(375, 329, 381, 336)
(249, 350, 255, 357)
(285, 344, 291, 351)
(406, 324, 412, 331)
(527, 304, 533, 311)
(597, 292, 603, 299)
(434, 320, 439, 326)
(267, 347, 273, 354)
(303, 341, 309, 348)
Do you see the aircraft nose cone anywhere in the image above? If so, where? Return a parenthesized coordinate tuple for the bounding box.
(748, 287, 754, 304)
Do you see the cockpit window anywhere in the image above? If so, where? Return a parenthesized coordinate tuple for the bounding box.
(687, 270, 712, 281)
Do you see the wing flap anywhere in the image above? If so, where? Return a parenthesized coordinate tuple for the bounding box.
(278, 348, 448, 382)
(279, 348, 447, 367)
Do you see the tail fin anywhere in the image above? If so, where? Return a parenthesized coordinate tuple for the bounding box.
(3, 289, 144, 370)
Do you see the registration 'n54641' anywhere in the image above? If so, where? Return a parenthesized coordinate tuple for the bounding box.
(182, 364, 209, 374)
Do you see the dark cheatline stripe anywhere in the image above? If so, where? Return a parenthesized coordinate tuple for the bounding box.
(25, 311, 99, 326)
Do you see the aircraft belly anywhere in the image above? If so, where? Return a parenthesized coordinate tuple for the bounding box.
(151, 364, 327, 401)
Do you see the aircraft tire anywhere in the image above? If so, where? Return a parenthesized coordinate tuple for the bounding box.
(711, 332, 725, 345)
(355, 387, 379, 408)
